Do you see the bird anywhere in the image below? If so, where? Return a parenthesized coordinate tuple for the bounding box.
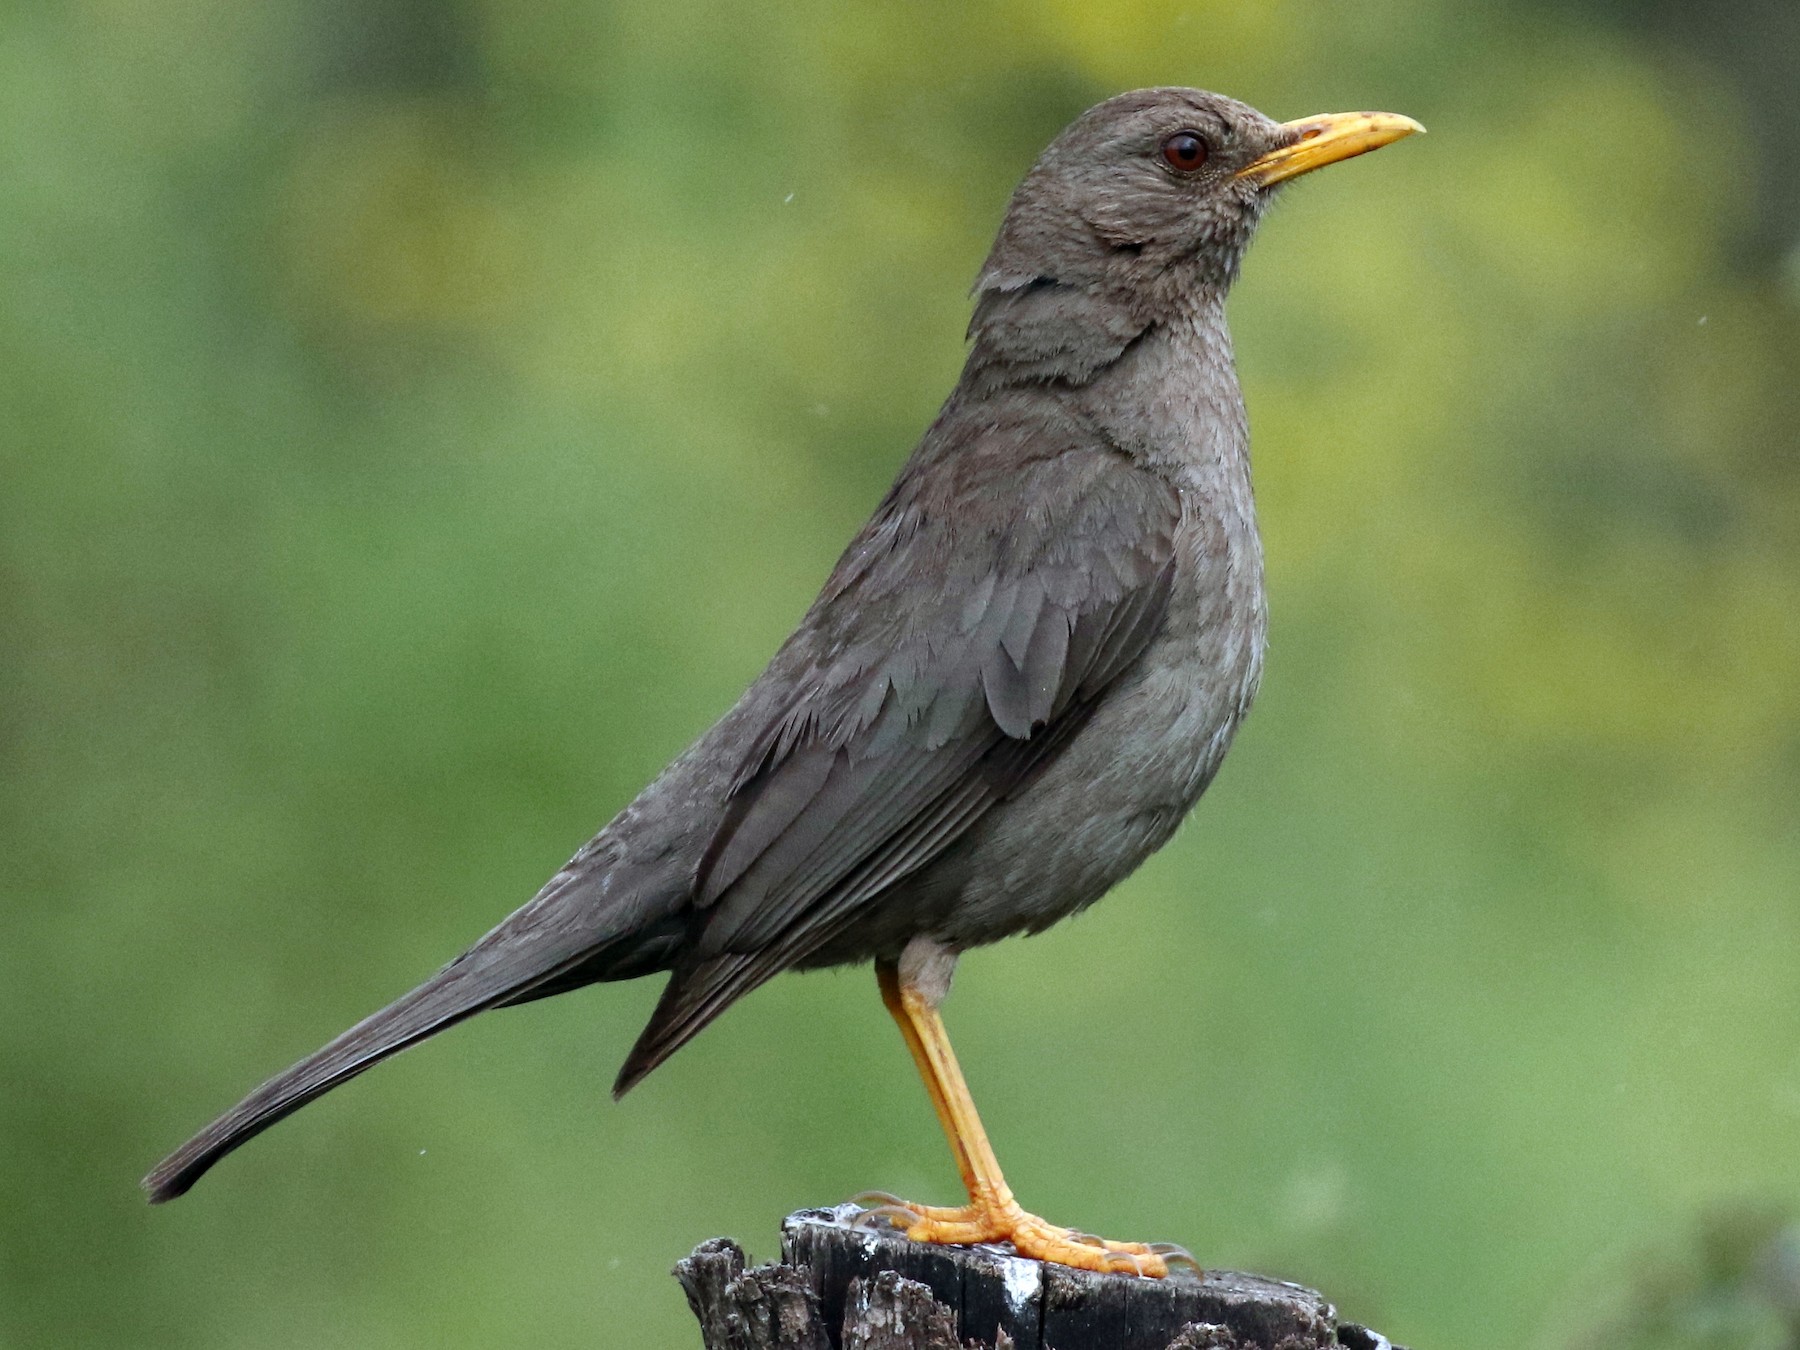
(144, 88, 1421, 1277)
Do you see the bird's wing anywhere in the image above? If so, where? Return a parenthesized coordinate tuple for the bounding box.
(615, 416, 1180, 1091)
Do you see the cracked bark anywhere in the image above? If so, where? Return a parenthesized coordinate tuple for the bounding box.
(673, 1208, 1408, 1350)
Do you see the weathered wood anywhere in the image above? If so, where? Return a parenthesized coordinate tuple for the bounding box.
(673, 1206, 1408, 1350)
(675, 1236, 833, 1350)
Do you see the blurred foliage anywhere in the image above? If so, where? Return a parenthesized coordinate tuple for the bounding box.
(2, 1, 1798, 1347)
(1558, 1210, 1800, 1350)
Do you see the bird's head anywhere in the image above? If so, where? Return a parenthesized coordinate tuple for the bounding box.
(975, 88, 1423, 314)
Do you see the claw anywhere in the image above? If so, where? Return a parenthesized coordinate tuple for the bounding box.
(1108, 1249, 1149, 1276)
(1149, 1242, 1204, 1277)
(851, 1204, 919, 1233)
(849, 1190, 912, 1210)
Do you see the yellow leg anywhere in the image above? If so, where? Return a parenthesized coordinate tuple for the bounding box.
(863, 957, 1192, 1278)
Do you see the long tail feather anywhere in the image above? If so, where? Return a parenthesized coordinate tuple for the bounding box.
(146, 983, 476, 1200)
(142, 903, 625, 1202)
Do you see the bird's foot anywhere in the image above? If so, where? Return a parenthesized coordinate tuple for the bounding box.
(850, 1190, 1198, 1278)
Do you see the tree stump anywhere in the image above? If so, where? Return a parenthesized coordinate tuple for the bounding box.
(674, 1205, 1406, 1350)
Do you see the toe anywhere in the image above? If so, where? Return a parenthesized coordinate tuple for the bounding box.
(849, 1192, 990, 1229)
(1008, 1215, 1171, 1277)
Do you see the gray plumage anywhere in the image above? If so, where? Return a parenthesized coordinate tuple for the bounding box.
(145, 87, 1293, 1203)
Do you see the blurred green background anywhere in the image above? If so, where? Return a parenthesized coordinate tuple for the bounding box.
(4, 1, 1799, 1346)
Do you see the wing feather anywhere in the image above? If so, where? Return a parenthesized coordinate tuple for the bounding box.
(616, 419, 1182, 1093)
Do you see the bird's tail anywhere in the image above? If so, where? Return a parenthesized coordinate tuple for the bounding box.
(142, 899, 619, 1203)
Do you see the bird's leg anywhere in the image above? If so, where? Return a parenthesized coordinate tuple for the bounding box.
(860, 941, 1189, 1278)
(854, 954, 993, 1232)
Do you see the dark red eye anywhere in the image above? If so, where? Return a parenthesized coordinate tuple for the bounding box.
(1161, 130, 1210, 173)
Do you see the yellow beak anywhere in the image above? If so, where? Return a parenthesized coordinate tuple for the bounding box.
(1236, 111, 1425, 188)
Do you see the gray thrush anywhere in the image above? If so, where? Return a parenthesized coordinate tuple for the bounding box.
(146, 88, 1422, 1277)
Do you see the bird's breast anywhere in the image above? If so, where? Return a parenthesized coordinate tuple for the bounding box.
(908, 453, 1266, 952)
(1086, 303, 1267, 801)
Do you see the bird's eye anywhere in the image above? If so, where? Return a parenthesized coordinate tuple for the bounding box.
(1161, 131, 1210, 173)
